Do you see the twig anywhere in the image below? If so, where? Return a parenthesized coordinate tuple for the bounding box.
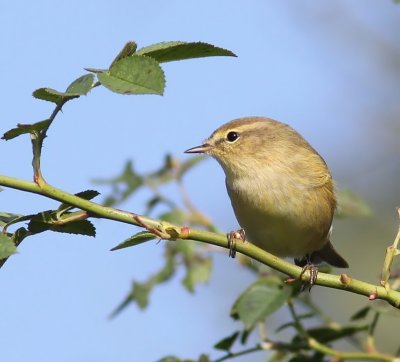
(380, 208, 400, 289)
(1, 175, 400, 310)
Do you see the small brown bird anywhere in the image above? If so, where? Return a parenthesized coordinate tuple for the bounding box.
(185, 117, 348, 273)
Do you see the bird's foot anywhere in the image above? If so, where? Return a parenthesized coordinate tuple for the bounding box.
(299, 263, 319, 291)
(295, 255, 319, 291)
(227, 228, 246, 258)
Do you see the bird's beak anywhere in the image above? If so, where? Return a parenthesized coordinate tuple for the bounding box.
(184, 143, 211, 154)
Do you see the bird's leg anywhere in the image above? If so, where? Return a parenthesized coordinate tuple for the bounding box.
(226, 228, 246, 258)
(295, 254, 319, 291)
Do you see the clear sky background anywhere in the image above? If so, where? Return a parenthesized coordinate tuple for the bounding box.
(1, 1, 399, 361)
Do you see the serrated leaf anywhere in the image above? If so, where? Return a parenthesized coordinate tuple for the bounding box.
(110, 41, 137, 68)
(336, 189, 371, 218)
(350, 306, 371, 321)
(111, 231, 156, 251)
(97, 55, 165, 95)
(0, 234, 17, 259)
(182, 256, 212, 293)
(28, 219, 96, 236)
(137, 41, 237, 63)
(2, 119, 51, 140)
(32, 88, 79, 104)
(65, 74, 95, 95)
(213, 331, 240, 351)
(231, 277, 291, 330)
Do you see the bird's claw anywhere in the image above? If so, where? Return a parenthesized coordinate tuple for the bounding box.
(299, 264, 319, 291)
(227, 228, 246, 258)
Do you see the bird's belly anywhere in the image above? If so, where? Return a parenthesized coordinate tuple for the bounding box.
(227, 180, 330, 258)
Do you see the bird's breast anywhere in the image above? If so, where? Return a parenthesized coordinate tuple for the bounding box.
(225, 170, 333, 257)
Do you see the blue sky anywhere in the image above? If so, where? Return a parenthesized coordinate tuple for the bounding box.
(1, 1, 399, 361)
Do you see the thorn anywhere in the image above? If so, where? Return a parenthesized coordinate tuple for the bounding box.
(285, 278, 296, 283)
(180, 226, 190, 239)
(369, 291, 378, 300)
(340, 273, 351, 287)
(132, 214, 170, 239)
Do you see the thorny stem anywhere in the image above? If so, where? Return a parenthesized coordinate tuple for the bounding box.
(287, 300, 396, 361)
(31, 100, 67, 185)
(1, 174, 400, 311)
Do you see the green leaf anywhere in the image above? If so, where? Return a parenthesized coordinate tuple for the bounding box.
(131, 281, 151, 309)
(240, 328, 253, 345)
(0, 234, 17, 259)
(28, 219, 96, 236)
(293, 325, 368, 344)
(65, 74, 95, 95)
(0, 212, 24, 227)
(32, 88, 79, 104)
(350, 306, 371, 321)
(92, 160, 144, 206)
(97, 55, 165, 95)
(231, 277, 291, 330)
(110, 41, 137, 68)
(2, 119, 51, 140)
(182, 256, 212, 293)
(57, 189, 100, 215)
(213, 331, 240, 351)
(137, 41, 237, 63)
(33, 74, 94, 104)
(336, 189, 371, 218)
(84, 67, 107, 74)
(111, 231, 156, 251)
(110, 251, 176, 318)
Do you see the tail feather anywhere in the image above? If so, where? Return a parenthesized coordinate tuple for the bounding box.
(315, 240, 349, 268)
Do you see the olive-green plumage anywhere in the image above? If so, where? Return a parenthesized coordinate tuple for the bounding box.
(185, 117, 348, 268)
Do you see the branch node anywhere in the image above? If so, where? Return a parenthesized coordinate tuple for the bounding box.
(132, 214, 170, 239)
(180, 226, 190, 239)
(339, 273, 351, 287)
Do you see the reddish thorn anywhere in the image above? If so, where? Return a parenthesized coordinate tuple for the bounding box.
(33, 174, 39, 184)
(180, 226, 190, 239)
(285, 278, 296, 284)
(369, 292, 378, 300)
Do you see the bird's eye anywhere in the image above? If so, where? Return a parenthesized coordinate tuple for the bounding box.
(226, 131, 239, 142)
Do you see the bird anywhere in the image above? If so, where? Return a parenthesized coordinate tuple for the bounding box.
(185, 117, 348, 283)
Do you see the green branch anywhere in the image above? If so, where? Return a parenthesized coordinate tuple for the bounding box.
(1, 174, 400, 310)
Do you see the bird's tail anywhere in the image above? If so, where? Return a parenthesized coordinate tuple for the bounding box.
(315, 240, 349, 268)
